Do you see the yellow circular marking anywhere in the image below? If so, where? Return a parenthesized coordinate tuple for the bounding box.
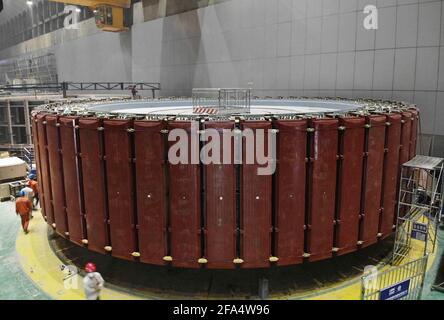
(16, 211, 438, 300)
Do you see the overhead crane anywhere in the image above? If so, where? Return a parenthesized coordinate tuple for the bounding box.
(49, 0, 132, 32)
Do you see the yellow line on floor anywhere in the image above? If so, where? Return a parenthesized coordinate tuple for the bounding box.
(302, 237, 437, 300)
(15, 211, 438, 300)
(16, 212, 142, 300)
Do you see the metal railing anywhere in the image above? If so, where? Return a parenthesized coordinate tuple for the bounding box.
(0, 82, 162, 98)
(361, 255, 429, 300)
(0, 144, 34, 167)
(23, 146, 35, 167)
(192, 88, 251, 115)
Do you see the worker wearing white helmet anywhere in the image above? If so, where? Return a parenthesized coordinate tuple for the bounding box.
(83, 263, 105, 300)
(20, 186, 34, 218)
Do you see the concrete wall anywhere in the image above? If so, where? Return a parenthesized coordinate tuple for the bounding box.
(141, 0, 228, 21)
(0, 18, 100, 60)
(56, 31, 133, 82)
(132, 0, 444, 155)
(1, 0, 444, 155)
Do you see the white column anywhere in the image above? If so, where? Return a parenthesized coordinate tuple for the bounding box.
(24, 100, 32, 145)
(6, 100, 13, 145)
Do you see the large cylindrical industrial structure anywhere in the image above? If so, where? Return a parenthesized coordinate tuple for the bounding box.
(32, 98, 419, 269)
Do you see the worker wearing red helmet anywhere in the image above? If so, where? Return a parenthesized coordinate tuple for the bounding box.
(15, 190, 32, 234)
(83, 263, 105, 300)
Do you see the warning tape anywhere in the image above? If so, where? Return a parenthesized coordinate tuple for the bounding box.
(193, 108, 219, 115)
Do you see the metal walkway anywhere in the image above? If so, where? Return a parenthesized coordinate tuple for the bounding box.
(0, 82, 161, 98)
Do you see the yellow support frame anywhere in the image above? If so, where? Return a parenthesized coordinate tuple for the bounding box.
(49, 0, 130, 32)
(95, 5, 127, 32)
(49, 0, 131, 9)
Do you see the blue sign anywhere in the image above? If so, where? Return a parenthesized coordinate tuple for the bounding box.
(380, 279, 411, 300)
(411, 223, 428, 242)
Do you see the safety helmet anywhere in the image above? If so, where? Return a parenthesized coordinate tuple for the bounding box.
(85, 262, 96, 273)
(19, 190, 25, 197)
(28, 174, 36, 180)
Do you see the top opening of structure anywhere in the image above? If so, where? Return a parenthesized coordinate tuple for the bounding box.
(82, 98, 370, 118)
(192, 88, 251, 115)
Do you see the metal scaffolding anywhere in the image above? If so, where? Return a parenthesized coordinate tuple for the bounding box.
(0, 53, 58, 85)
(392, 155, 444, 265)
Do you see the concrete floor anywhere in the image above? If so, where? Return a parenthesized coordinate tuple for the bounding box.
(422, 227, 444, 300)
(50, 231, 396, 299)
(0, 201, 48, 300)
(0, 199, 443, 300)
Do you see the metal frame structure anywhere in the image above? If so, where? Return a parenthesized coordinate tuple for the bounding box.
(0, 82, 161, 98)
(0, 144, 35, 166)
(30, 97, 420, 270)
(361, 254, 428, 300)
(392, 155, 444, 265)
(0, 1, 93, 51)
(0, 98, 38, 146)
(192, 88, 251, 115)
(0, 53, 58, 85)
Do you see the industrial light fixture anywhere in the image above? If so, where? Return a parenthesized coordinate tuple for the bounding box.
(76, 8, 81, 13)
(26, 1, 33, 6)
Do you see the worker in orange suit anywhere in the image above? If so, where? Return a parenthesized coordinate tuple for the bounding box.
(15, 190, 32, 234)
(28, 174, 39, 209)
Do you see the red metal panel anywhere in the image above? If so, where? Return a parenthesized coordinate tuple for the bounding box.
(336, 117, 365, 255)
(168, 122, 201, 268)
(104, 120, 137, 260)
(134, 120, 167, 265)
(409, 109, 419, 159)
(204, 121, 237, 269)
(79, 119, 108, 254)
(308, 119, 338, 262)
(400, 112, 413, 165)
(46, 115, 68, 236)
(36, 114, 54, 224)
(59, 116, 84, 245)
(31, 117, 44, 215)
(274, 120, 307, 265)
(380, 114, 402, 239)
(241, 121, 272, 268)
(360, 116, 386, 248)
